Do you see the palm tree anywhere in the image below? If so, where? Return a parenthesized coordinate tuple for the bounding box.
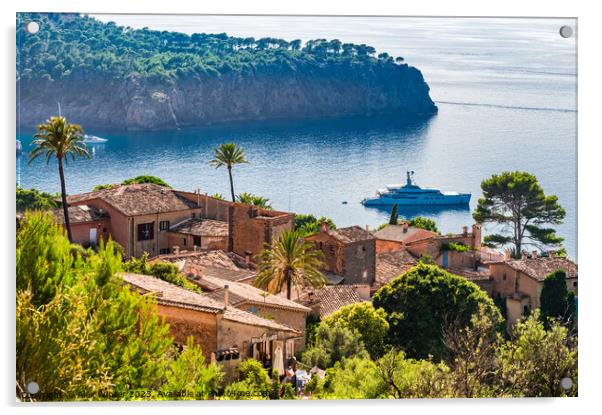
(209, 143, 248, 202)
(29, 116, 89, 242)
(254, 230, 327, 300)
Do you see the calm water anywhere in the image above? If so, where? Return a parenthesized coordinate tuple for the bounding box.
(16, 17, 577, 258)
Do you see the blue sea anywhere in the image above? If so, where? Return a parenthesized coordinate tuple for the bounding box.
(16, 16, 577, 258)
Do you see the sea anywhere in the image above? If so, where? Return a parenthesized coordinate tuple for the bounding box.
(16, 16, 578, 258)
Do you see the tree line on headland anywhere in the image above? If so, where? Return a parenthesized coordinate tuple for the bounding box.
(17, 12, 406, 83)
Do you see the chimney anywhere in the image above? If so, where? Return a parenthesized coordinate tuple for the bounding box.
(402, 222, 409, 233)
(193, 245, 198, 252)
(462, 226, 468, 236)
(245, 251, 251, 265)
(365, 224, 370, 232)
(173, 245, 180, 255)
(472, 224, 482, 248)
(549, 250, 556, 258)
(320, 221, 329, 234)
(532, 250, 538, 259)
(503, 250, 511, 261)
(521, 250, 528, 260)
(224, 285, 229, 309)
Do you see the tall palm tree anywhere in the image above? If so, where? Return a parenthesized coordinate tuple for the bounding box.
(209, 143, 248, 202)
(29, 116, 89, 242)
(254, 230, 327, 300)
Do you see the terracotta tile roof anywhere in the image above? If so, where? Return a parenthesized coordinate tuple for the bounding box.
(196, 266, 256, 283)
(122, 272, 223, 313)
(222, 307, 298, 333)
(300, 286, 364, 319)
(502, 257, 578, 282)
(121, 272, 297, 332)
(169, 218, 229, 237)
(67, 184, 197, 216)
(200, 274, 311, 313)
(374, 250, 418, 291)
(52, 205, 109, 225)
(374, 225, 437, 244)
(155, 250, 240, 272)
(326, 226, 376, 244)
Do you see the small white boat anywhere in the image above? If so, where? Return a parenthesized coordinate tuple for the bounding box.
(82, 134, 108, 143)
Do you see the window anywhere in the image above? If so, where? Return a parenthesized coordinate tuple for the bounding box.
(573, 281, 578, 288)
(502, 273, 507, 281)
(159, 220, 170, 231)
(137, 222, 154, 241)
(182, 238, 187, 246)
(193, 236, 201, 246)
(191, 212, 196, 219)
(159, 248, 169, 255)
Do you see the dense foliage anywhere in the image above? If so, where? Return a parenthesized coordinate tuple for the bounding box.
(16, 186, 58, 212)
(540, 270, 577, 328)
(236, 192, 272, 209)
(372, 263, 502, 360)
(122, 175, 171, 187)
(301, 322, 369, 369)
(16, 213, 222, 401)
(294, 213, 336, 237)
(473, 171, 565, 256)
(17, 13, 406, 83)
(322, 302, 390, 359)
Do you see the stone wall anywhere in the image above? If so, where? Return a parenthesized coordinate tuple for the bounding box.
(229, 204, 294, 258)
(342, 240, 376, 285)
(238, 303, 307, 350)
(156, 304, 218, 361)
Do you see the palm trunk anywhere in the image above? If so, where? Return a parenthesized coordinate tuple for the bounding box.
(228, 166, 235, 202)
(286, 269, 292, 300)
(58, 158, 73, 243)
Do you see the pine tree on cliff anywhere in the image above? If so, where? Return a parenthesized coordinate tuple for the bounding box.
(389, 204, 399, 225)
(209, 143, 249, 202)
(29, 116, 89, 242)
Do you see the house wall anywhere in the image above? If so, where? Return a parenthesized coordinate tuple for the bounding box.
(343, 241, 376, 285)
(405, 238, 441, 260)
(506, 296, 531, 327)
(306, 233, 345, 275)
(156, 304, 218, 361)
(69, 219, 110, 247)
(229, 204, 294, 259)
(175, 191, 231, 222)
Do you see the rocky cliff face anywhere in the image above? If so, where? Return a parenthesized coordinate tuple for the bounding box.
(17, 62, 437, 130)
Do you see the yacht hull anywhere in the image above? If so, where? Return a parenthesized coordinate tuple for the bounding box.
(362, 193, 471, 206)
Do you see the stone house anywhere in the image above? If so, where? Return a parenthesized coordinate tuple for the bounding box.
(63, 183, 294, 259)
(51, 205, 110, 247)
(167, 218, 229, 251)
(121, 272, 300, 379)
(487, 253, 578, 326)
(305, 224, 376, 285)
(188, 273, 311, 351)
(373, 223, 438, 254)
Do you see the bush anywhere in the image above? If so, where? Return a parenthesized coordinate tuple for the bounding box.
(322, 302, 389, 359)
(301, 322, 368, 368)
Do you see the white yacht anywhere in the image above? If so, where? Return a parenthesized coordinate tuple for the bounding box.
(361, 171, 471, 206)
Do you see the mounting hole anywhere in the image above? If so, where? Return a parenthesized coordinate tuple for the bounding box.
(25, 21, 40, 34)
(559, 25, 573, 38)
(26, 381, 39, 394)
(560, 377, 573, 390)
